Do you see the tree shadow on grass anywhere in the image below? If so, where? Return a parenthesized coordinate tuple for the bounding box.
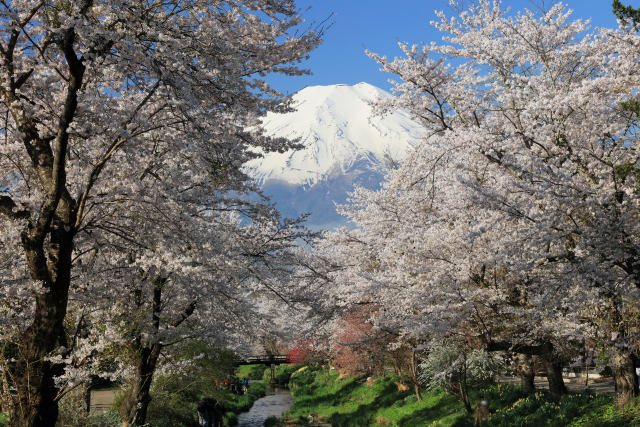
(327, 380, 411, 427)
(290, 378, 363, 414)
(396, 394, 470, 427)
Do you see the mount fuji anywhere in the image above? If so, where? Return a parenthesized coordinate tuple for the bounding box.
(245, 82, 426, 229)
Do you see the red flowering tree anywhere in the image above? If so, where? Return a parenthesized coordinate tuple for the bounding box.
(333, 306, 389, 376)
(287, 337, 328, 365)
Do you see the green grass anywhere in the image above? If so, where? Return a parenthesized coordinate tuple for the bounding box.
(279, 367, 640, 427)
(264, 415, 281, 426)
(262, 364, 299, 385)
(480, 384, 640, 426)
(224, 381, 267, 413)
(284, 367, 467, 426)
(235, 364, 267, 380)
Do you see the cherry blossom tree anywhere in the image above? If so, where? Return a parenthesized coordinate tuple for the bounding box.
(299, 0, 640, 406)
(362, 0, 640, 404)
(0, 1, 320, 425)
(332, 305, 389, 377)
(74, 201, 310, 426)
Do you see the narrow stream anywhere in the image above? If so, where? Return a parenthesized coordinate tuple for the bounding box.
(237, 385, 294, 426)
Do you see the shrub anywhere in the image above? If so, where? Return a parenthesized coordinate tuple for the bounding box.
(420, 342, 503, 413)
(289, 365, 325, 396)
(264, 415, 283, 426)
(262, 364, 298, 385)
(225, 382, 267, 413)
(223, 411, 238, 426)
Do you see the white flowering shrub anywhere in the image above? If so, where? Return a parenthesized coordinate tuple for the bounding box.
(419, 342, 503, 412)
(421, 344, 503, 391)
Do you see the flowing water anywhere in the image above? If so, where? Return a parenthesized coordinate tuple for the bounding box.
(237, 386, 294, 426)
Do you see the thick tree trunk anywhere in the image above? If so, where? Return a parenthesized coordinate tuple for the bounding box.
(488, 340, 563, 397)
(612, 350, 638, 408)
(11, 356, 62, 427)
(486, 339, 566, 399)
(119, 343, 162, 426)
(3, 20, 84, 426)
(120, 278, 168, 426)
(119, 278, 194, 426)
(544, 360, 566, 399)
(542, 354, 566, 399)
(516, 353, 535, 393)
(605, 292, 639, 408)
(10, 222, 74, 427)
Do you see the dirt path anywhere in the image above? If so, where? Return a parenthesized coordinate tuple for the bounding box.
(497, 376, 615, 395)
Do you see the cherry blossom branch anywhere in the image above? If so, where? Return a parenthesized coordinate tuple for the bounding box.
(169, 301, 197, 328)
(74, 87, 169, 229)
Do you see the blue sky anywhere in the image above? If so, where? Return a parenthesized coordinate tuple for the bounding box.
(268, 0, 637, 94)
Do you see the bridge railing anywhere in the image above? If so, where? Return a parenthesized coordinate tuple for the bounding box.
(237, 354, 290, 365)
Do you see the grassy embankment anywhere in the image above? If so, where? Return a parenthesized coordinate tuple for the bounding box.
(269, 366, 640, 426)
(236, 363, 268, 380)
(261, 364, 300, 385)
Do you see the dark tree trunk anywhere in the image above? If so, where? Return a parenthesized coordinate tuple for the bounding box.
(10, 221, 75, 427)
(84, 383, 92, 413)
(120, 278, 167, 427)
(605, 291, 639, 408)
(460, 380, 472, 414)
(414, 382, 423, 402)
(541, 347, 566, 399)
(612, 350, 638, 408)
(119, 343, 162, 427)
(516, 353, 535, 393)
(459, 357, 472, 415)
(4, 23, 85, 424)
(11, 356, 62, 427)
(119, 277, 195, 427)
(487, 340, 563, 397)
(544, 359, 566, 399)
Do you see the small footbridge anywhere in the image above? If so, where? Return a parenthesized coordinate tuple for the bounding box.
(236, 354, 290, 383)
(236, 354, 289, 366)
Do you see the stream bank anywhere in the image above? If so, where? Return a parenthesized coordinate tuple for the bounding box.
(271, 366, 640, 426)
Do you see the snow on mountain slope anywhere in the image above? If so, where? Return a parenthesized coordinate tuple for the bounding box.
(246, 82, 426, 187)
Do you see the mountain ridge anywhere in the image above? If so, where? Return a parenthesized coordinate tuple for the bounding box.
(246, 82, 425, 229)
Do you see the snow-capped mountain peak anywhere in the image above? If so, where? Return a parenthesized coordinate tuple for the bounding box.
(246, 82, 425, 187)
